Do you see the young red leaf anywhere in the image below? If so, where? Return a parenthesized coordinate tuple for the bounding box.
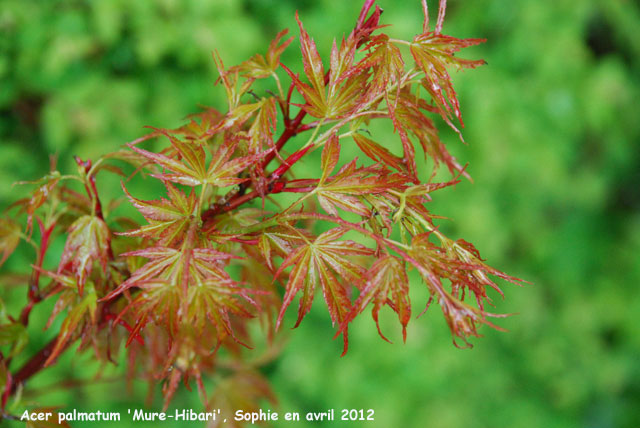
(258, 225, 313, 270)
(128, 142, 203, 187)
(246, 98, 279, 192)
(45, 289, 97, 366)
(408, 232, 521, 346)
(320, 133, 340, 184)
(207, 146, 268, 188)
(352, 133, 407, 173)
(340, 256, 411, 342)
(325, 35, 371, 117)
(130, 138, 266, 188)
(121, 280, 182, 339)
(248, 98, 278, 157)
(120, 182, 197, 247)
(275, 228, 373, 354)
(280, 13, 330, 118)
(58, 215, 110, 296)
(296, 12, 326, 105)
(187, 279, 257, 345)
(103, 246, 237, 301)
(318, 260, 352, 356)
(275, 244, 313, 329)
(392, 89, 468, 177)
(411, 32, 486, 127)
(213, 51, 255, 111)
(317, 161, 408, 216)
(359, 34, 405, 94)
(15, 171, 61, 233)
(233, 29, 294, 79)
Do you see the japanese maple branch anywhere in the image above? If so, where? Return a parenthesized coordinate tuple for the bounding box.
(201, 1, 381, 223)
(279, 212, 495, 322)
(11, 160, 116, 394)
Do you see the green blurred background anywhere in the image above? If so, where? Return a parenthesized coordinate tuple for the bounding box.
(1, 0, 639, 427)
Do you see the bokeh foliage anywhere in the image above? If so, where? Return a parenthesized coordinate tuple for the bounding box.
(1, 0, 639, 427)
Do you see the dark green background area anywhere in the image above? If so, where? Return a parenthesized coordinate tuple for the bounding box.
(1, 0, 639, 427)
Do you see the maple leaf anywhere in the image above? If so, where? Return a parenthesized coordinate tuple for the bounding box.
(232, 29, 294, 79)
(120, 182, 197, 247)
(103, 245, 246, 343)
(104, 247, 236, 300)
(392, 88, 468, 177)
(388, 178, 460, 234)
(411, 233, 504, 305)
(352, 133, 407, 173)
(407, 232, 521, 346)
(281, 13, 328, 118)
(0, 218, 21, 267)
(410, 32, 486, 127)
(58, 215, 110, 296)
(275, 227, 373, 355)
(246, 98, 279, 190)
(325, 35, 371, 117)
(121, 280, 182, 340)
(213, 52, 255, 111)
(129, 136, 267, 188)
(248, 98, 277, 157)
(358, 34, 405, 95)
(315, 135, 409, 216)
(209, 98, 268, 135)
(128, 133, 206, 187)
(283, 14, 371, 119)
(258, 225, 312, 271)
(340, 255, 411, 342)
(174, 107, 225, 142)
(15, 170, 61, 234)
(45, 285, 97, 366)
(187, 279, 257, 345)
